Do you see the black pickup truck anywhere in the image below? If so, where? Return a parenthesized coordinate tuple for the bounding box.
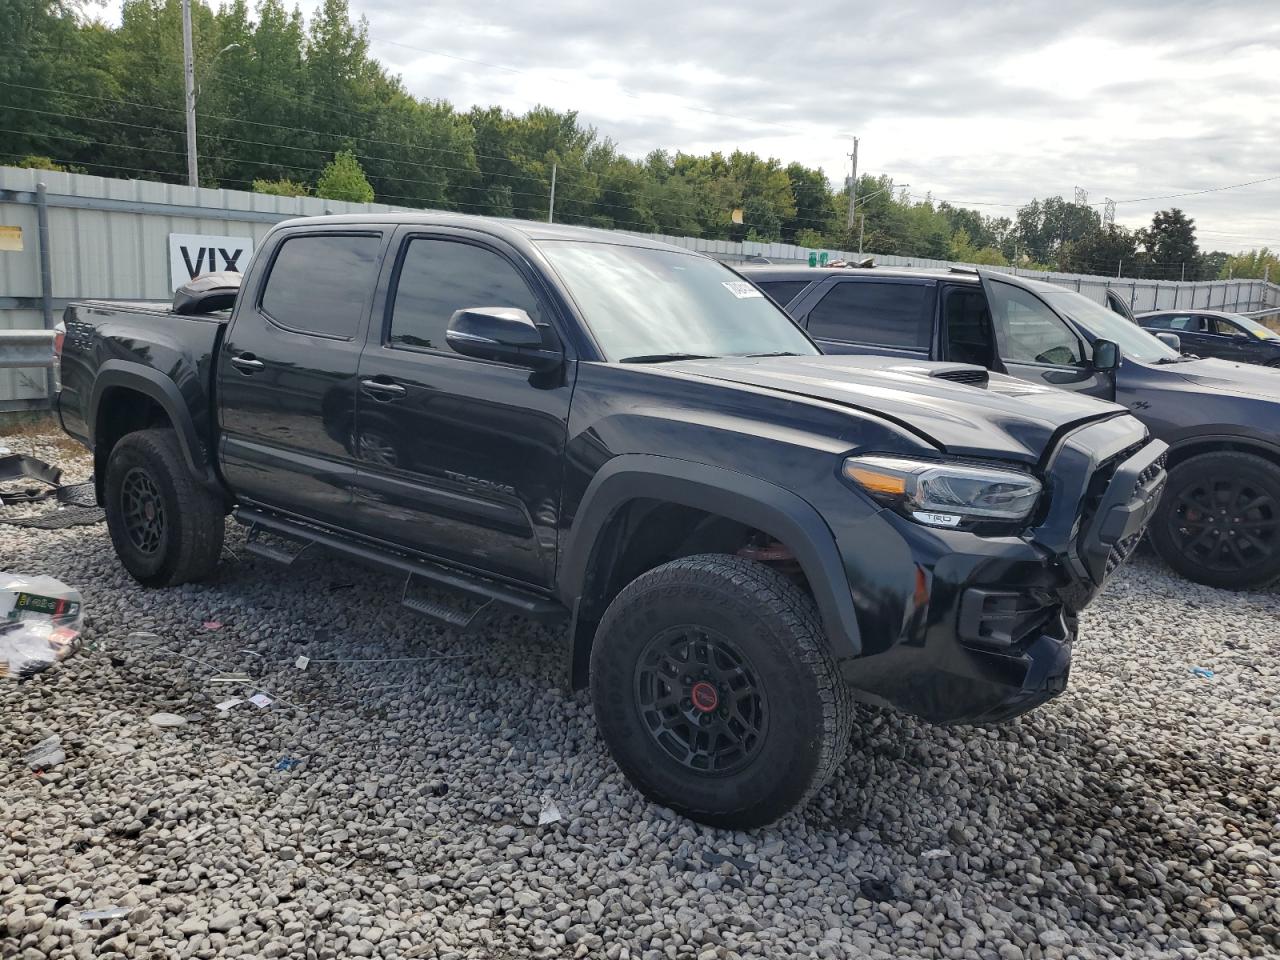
(58, 215, 1166, 827)
(741, 264, 1280, 590)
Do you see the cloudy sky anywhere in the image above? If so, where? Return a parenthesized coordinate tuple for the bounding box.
(104, 0, 1280, 252)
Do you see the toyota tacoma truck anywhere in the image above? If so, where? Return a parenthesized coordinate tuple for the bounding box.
(57, 215, 1166, 827)
(741, 263, 1280, 590)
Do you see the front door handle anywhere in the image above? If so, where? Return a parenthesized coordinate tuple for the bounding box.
(230, 354, 264, 373)
(361, 378, 407, 399)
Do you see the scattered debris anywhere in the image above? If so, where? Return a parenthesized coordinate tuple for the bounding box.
(859, 877, 896, 902)
(295, 655, 310, 670)
(214, 698, 243, 712)
(202, 620, 223, 631)
(538, 798, 563, 826)
(77, 906, 129, 922)
(25, 734, 65, 769)
(147, 712, 188, 727)
(1, 571, 84, 680)
(209, 673, 250, 684)
(921, 848, 952, 860)
(275, 756, 302, 771)
(1189, 666, 1215, 679)
(0, 451, 62, 503)
(702, 851, 752, 871)
(248, 692, 273, 709)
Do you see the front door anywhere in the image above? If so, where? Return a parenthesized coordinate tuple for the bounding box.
(351, 230, 572, 587)
(978, 274, 1113, 400)
(217, 229, 385, 527)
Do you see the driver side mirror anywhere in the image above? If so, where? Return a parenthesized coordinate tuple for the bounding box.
(1155, 332, 1181, 352)
(1092, 339, 1120, 372)
(446, 307, 563, 372)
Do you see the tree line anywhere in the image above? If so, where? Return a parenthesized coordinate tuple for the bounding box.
(3, 0, 1273, 281)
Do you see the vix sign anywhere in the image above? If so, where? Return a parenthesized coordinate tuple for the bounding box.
(168, 233, 254, 291)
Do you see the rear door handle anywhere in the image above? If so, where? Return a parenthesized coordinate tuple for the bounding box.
(361, 378, 407, 399)
(230, 355, 264, 372)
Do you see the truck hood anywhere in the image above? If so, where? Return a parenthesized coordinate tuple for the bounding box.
(664, 355, 1127, 464)
(1170, 357, 1280, 402)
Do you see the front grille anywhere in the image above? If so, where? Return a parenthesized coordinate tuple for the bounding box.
(959, 589, 1060, 649)
(1137, 451, 1167, 488)
(1105, 530, 1143, 577)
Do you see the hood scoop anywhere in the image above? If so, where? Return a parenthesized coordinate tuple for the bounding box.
(885, 362, 990, 387)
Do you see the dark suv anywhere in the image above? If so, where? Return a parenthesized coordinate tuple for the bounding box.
(1137, 309, 1280, 367)
(741, 264, 1280, 589)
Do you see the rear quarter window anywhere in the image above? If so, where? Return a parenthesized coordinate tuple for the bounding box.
(757, 280, 810, 310)
(260, 233, 382, 339)
(806, 280, 934, 350)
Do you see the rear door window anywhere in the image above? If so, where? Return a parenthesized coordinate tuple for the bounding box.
(757, 280, 809, 310)
(260, 233, 381, 339)
(943, 287, 994, 366)
(806, 280, 934, 350)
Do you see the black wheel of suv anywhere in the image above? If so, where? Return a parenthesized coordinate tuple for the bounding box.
(1149, 451, 1280, 589)
(590, 554, 853, 828)
(104, 429, 225, 587)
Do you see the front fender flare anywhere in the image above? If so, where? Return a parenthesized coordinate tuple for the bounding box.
(558, 454, 863, 685)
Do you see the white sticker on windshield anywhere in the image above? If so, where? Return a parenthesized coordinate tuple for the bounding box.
(721, 280, 764, 299)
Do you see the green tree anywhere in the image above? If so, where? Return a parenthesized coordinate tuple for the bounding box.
(316, 149, 373, 202)
(252, 176, 309, 196)
(1218, 247, 1279, 280)
(950, 229, 1008, 266)
(1136, 208, 1199, 279)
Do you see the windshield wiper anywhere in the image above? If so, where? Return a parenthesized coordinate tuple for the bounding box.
(743, 351, 802, 357)
(619, 353, 715, 364)
(1155, 354, 1198, 364)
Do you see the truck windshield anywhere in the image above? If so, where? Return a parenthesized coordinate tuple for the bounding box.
(1036, 285, 1182, 364)
(539, 241, 819, 362)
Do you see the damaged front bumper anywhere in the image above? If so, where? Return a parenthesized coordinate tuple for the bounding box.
(840, 421, 1167, 725)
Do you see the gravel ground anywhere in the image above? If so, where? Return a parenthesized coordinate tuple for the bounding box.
(2, 428, 1279, 960)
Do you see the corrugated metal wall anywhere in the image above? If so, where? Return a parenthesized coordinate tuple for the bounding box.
(3, 165, 1279, 409)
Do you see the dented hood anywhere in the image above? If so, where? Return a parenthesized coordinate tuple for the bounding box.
(665, 354, 1130, 464)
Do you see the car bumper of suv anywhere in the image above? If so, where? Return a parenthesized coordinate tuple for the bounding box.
(838, 431, 1168, 725)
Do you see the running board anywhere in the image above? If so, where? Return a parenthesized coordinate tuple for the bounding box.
(234, 507, 566, 627)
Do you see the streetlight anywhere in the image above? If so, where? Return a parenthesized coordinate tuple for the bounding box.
(857, 183, 909, 254)
(181, 0, 241, 189)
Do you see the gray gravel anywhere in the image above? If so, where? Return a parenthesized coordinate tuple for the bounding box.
(2, 428, 1279, 960)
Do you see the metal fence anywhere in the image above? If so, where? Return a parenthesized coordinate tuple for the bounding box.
(3, 165, 1279, 411)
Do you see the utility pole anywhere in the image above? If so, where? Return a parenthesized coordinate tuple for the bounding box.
(547, 163, 557, 223)
(1117, 259, 1122, 278)
(182, 0, 198, 188)
(857, 213, 865, 255)
(1180, 262, 1186, 282)
(845, 136, 859, 231)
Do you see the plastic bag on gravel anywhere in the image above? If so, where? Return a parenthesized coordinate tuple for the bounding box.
(0, 571, 84, 680)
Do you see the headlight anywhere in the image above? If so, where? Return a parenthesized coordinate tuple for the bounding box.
(843, 455, 1042, 528)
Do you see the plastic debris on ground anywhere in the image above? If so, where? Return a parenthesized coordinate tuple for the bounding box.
(25, 734, 65, 769)
(538, 798, 563, 826)
(214, 698, 243, 712)
(1189, 666, 1215, 679)
(921, 848, 952, 860)
(275, 756, 301, 771)
(248, 692, 273, 709)
(1, 571, 84, 680)
(202, 620, 223, 630)
(78, 906, 129, 922)
(294, 655, 310, 670)
(0, 452, 62, 503)
(147, 712, 188, 727)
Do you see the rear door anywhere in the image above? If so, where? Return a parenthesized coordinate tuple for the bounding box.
(349, 228, 572, 587)
(977, 272, 1112, 399)
(1208, 316, 1257, 362)
(799, 277, 936, 359)
(217, 227, 386, 527)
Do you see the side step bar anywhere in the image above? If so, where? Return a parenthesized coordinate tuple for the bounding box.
(235, 507, 566, 631)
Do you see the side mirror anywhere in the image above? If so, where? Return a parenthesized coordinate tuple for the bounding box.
(1092, 338, 1120, 372)
(1155, 332, 1181, 352)
(446, 307, 563, 371)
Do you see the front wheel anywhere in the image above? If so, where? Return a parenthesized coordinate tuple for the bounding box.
(590, 554, 853, 828)
(1149, 451, 1280, 589)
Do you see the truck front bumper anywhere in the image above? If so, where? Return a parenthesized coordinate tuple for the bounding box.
(838, 434, 1167, 725)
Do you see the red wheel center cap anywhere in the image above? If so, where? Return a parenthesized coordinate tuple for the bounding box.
(690, 681, 719, 713)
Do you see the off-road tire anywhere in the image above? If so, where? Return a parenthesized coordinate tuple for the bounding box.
(104, 429, 224, 587)
(1149, 450, 1280, 589)
(590, 554, 853, 828)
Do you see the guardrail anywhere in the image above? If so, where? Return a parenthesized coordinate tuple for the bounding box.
(0, 329, 56, 369)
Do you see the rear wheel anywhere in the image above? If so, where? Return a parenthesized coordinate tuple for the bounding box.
(1149, 451, 1280, 589)
(590, 554, 853, 828)
(104, 429, 224, 587)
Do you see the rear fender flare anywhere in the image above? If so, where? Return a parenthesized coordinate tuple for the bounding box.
(558, 455, 862, 686)
(89, 360, 216, 487)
